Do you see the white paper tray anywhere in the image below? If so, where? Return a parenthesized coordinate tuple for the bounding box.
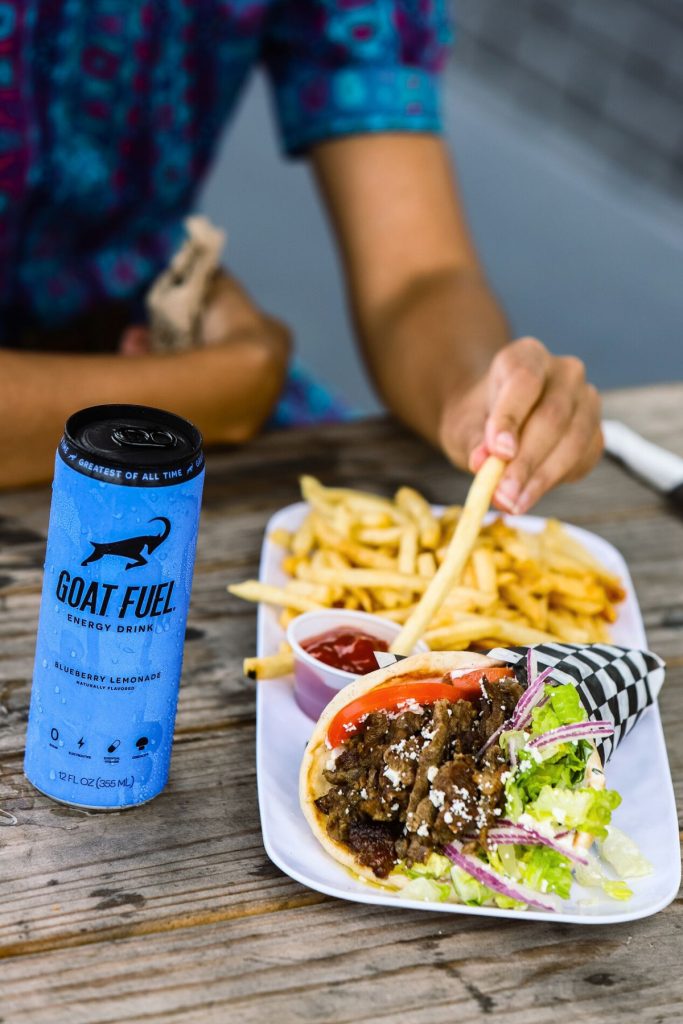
(255, 503, 680, 924)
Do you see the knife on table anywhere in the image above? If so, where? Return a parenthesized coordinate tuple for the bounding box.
(602, 419, 683, 515)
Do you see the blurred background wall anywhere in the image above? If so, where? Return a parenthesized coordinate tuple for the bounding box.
(200, 0, 683, 415)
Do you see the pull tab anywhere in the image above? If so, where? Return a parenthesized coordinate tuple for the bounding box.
(111, 426, 177, 449)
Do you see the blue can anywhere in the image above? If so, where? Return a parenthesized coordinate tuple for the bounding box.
(24, 405, 205, 809)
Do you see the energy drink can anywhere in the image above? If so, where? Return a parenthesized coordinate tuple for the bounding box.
(24, 405, 205, 809)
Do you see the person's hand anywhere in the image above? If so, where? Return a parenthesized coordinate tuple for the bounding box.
(439, 337, 603, 514)
(118, 270, 291, 444)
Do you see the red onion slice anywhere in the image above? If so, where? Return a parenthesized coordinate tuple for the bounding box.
(527, 720, 614, 750)
(487, 821, 589, 865)
(512, 664, 555, 730)
(443, 841, 561, 912)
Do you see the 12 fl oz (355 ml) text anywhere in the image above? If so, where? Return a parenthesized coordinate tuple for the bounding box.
(57, 772, 134, 790)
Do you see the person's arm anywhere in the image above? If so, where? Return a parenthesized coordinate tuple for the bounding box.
(0, 278, 289, 489)
(312, 134, 602, 514)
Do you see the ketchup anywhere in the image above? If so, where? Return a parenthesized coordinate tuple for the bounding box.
(302, 627, 389, 675)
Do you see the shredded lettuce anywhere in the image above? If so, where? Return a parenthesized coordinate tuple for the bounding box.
(525, 785, 621, 839)
(603, 879, 633, 901)
(530, 683, 586, 735)
(574, 850, 634, 901)
(599, 825, 653, 879)
(401, 876, 452, 902)
(402, 853, 453, 880)
(517, 847, 573, 899)
(489, 841, 572, 899)
(449, 866, 491, 905)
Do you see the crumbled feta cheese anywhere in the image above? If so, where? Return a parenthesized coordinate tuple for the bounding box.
(360, 788, 368, 800)
(444, 811, 454, 825)
(493, 807, 502, 816)
(391, 803, 399, 811)
(449, 799, 471, 820)
(421, 726, 436, 741)
(518, 812, 555, 838)
(383, 765, 402, 788)
(427, 766, 438, 782)
(416, 823, 429, 838)
(429, 789, 446, 809)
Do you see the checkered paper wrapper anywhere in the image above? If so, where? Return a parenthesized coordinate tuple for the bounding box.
(375, 643, 665, 764)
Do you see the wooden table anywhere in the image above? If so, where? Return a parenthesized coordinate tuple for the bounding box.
(1, 384, 681, 1024)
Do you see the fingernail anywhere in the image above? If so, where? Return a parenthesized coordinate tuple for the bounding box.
(494, 478, 520, 509)
(513, 489, 532, 515)
(494, 432, 516, 458)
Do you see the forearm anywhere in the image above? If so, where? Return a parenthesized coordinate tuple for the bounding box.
(0, 329, 287, 489)
(358, 267, 509, 445)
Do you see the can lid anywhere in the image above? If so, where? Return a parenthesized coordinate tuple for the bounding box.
(62, 405, 204, 484)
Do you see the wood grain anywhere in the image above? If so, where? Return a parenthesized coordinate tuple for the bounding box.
(0, 384, 681, 1024)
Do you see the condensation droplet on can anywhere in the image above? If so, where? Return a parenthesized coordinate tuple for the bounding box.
(49, 770, 56, 780)
(41, 659, 48, 669)
(70, 650, 76, 657)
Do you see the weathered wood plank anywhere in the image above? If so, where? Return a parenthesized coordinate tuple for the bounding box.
(0, 726, 325, 953)
(1, 895, 682, 1024)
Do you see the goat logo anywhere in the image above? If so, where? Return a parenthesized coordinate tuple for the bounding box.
(81, 517, 171, 571)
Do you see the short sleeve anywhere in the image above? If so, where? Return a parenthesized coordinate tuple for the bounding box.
(261, 0, 453, 156)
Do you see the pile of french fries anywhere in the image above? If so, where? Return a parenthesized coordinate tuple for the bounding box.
(230, 476, 626, 678)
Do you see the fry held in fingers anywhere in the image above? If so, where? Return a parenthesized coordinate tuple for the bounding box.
(390, 456, 505, 654)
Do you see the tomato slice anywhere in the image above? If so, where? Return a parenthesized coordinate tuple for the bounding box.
(326, 666, 513, 748)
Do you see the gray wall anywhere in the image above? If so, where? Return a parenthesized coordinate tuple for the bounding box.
(200, 61, 683, 415)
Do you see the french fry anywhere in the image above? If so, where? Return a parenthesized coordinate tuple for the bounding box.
(286, 580, 335, 604)
(500, 582, 545, 630)
(227, 581, 324, 613)
(268, 529, 291, 548)
(390, 456, 506, 654)
(417, 551, 437, 578)
(398, 523, 418, 575)
(396, 487, 440, 549)
(243, 651, 295, 679)
(291, 515, 315, 558)
(472, 547, 498, 596)
(295, 567, 431, 591)
(355, 526, 403, 546)
(279, 608, 298, 629)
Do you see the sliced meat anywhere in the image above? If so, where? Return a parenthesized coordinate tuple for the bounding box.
(405, 699, 451, 833)
(477, 676, 524, 744)
(347, 819, 397, 878)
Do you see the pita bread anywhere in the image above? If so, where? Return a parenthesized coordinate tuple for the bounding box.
(299, 650, 603, 888)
